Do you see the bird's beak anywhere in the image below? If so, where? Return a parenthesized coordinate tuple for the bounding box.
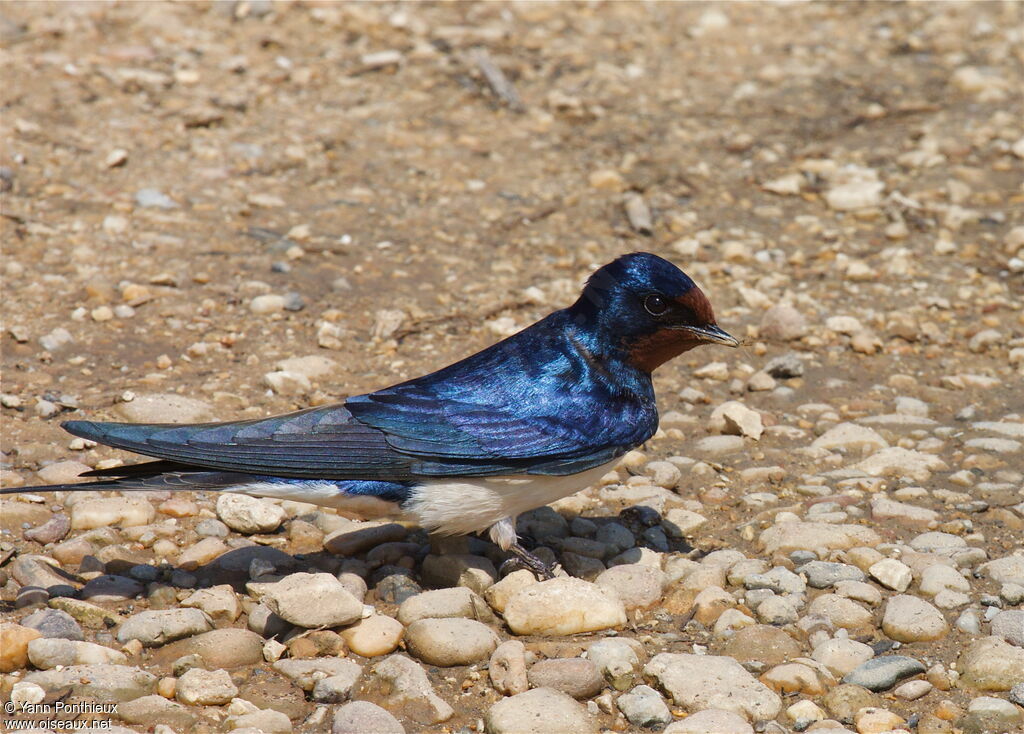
(683, 324, 740, 347)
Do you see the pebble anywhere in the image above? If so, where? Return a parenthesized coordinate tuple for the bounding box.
(811, 423, 888, 453)
(882, 594, 949, 642)
(25, 664, 156, 703)
(842, 656, 926, 691)
(364, 654, 453, 724)
(170, 628, 264, 669)
(70, 496, 155, 529)
(801, 561, 866, 588)
(990, 609, 1024, 647)
(663, 708, 754, 734)
(962, 696, 1023, 733)
(27, 637, 127, 668)
(527, 657, 604, 699)
(868, 558, 913, 591)
(405, 617, 498, 667)
(958, 636, 1024, 690)
(489, 640, 529, 695)
(504, 578, 626, 636)
(594, 563, 665, 609)
(760, 304, 808, 341)
(812, 639, 875, 677)
(721, 624, 802, 665)
(893, 679, 932, 700)
(760, 522, 880, 555)
(0, 624, 42, 672)
(116, 608, 213, 647)
(247, 572, 362, 628)
(340, 614, 404, 657)
(485, 687, 597, 734)
(807, 594, 873, 629)
(645, 652, 782, 720)
(36, 461, 89, 485)
(693, 435, 746, 455)
(216, 493, 286, 533)
(175, 667, 238, 705)
(116, 393, 214, 423)
(332, 701, 405, 734)
(118, 695, 194, 729)
(324, 521, 408, 555)
(853, 707, 905, 734)
(180, 584, 239, 622)
(21, 608, 84, 640)
(135, 188, 177, 209)
(616, 684, 672, 727)
(397, 587, 493, 625)
(273, 658, 362, 692)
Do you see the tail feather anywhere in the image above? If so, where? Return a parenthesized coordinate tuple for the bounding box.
(0, 468, 257, 495)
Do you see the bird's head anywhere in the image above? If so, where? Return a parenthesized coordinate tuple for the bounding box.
(569, 252, 738, 372)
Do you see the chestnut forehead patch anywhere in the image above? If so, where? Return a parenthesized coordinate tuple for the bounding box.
(676, 287, 715, 324)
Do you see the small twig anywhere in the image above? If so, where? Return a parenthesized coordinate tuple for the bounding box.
(471, 49, 525, 112)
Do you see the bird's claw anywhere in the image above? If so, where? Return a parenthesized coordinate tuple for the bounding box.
(505, 542, 558, 580)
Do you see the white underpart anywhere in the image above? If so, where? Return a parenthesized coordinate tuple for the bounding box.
(225, 460, 616, 549)
(402, 460, 618, 549)
(225, 481, 401, 520)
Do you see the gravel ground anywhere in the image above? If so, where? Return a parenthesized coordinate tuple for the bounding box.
(2, 2, 1023, 733)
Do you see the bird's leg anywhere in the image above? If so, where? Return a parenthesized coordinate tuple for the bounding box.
(506, 541, 557, 581)
(489, 516, 558, 581)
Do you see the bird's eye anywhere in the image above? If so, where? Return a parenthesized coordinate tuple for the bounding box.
(644, 294, 668, 316)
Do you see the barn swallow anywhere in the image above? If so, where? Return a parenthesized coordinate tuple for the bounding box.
(7, 252, 737, 577)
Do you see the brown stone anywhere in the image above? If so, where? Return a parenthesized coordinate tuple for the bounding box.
(0, 624, 43, 672)
(720, 625, 802, 665)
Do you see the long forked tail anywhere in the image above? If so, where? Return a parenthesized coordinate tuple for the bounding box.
(0, 461, 253, 495)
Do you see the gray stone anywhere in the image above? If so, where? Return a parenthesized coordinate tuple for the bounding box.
(764, 353, 804, 378)
(664, 708, 754, 733)
(644, 653, 781, 720)
(21, 608, 84, 641)
(594, 563, 666, 609)
(489, 640, 528, 696)
(247, 572, 362, 628)
(135, 188, 178, 209)
(616, 684, 671, 727)
(175, 667, 238, 705)
(117, 608, 213, 647)
(745, 566, 806, 595)
(312, 672, 362, 704)
(504, 578, 627, 636)
(799, 561, 865, 588)
(332, 701, 405, 734)
(1009, 682, 1024, 707)
(364, 654, 453, 724)
(25, 665, 155, 703)
(167, 628, 264, 669)
(527, 658, 604, 699)
(273, 658, 362, 692)
(587, 638, 642, 691)
(485, 687, 597, 734)
(397, 587, 493, 626)
(990, 609, 1024, 647)
(118, 695, 195, 728)
(216, 493, 286, 534)
(959, 636, 1024, 690)
(80, 574, 144, 603)
(882, 594, 949, 642)
(405, 618, 499, 667)
(27, 638, 127, 669)
(960, 696, 1023, 734)
(841, 656, 926, 691)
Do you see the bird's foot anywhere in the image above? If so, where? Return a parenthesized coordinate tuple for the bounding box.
(503, 542, 558, 580)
